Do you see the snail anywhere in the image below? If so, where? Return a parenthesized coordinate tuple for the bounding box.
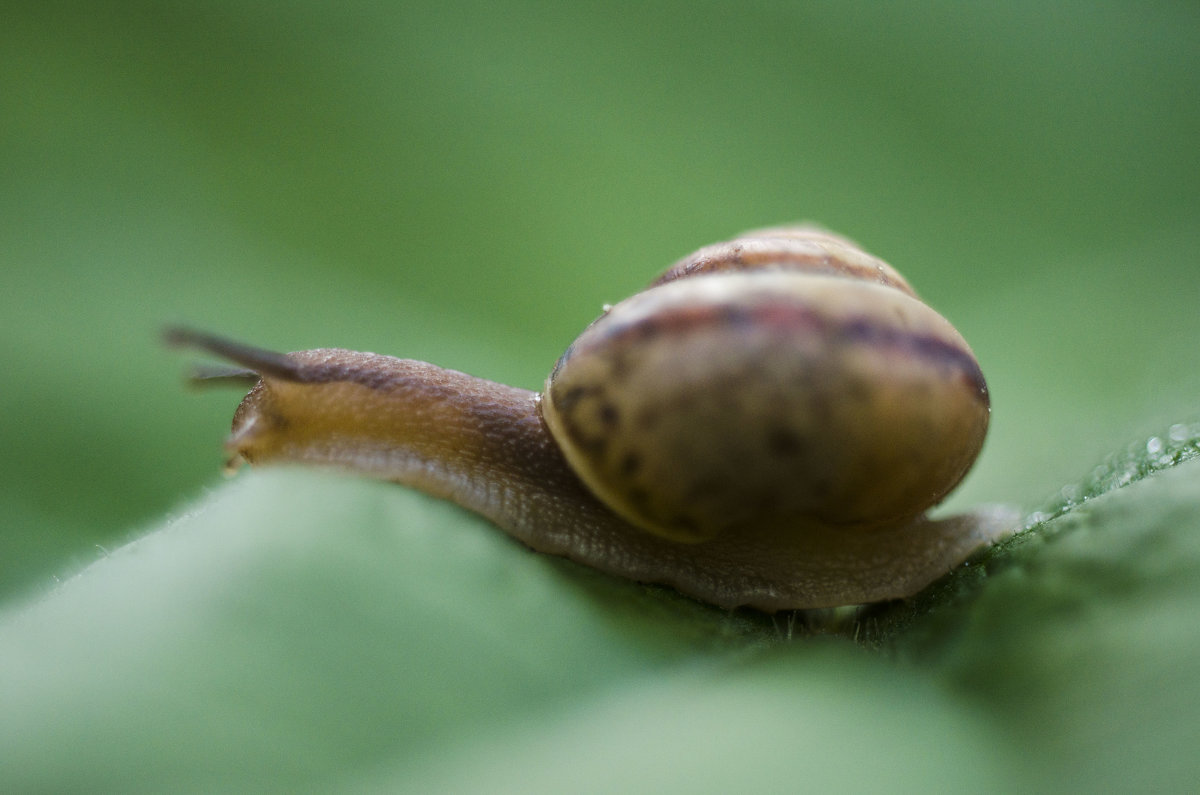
(167, 225, 1014, 611)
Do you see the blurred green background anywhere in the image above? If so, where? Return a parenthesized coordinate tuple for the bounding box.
(3, 2, 1200, 791)
(5, 0, 1197, 599)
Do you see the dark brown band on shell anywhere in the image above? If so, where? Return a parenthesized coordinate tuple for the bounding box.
(556, 292, 987, 403)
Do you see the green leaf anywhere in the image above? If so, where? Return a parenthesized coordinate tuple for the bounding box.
(894, 455, 1200, 792)
(3, 1, 1200, 791)
(0, 470, 765, 791)
(5, 452, 1200, 791)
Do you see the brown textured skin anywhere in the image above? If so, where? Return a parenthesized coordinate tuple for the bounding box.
(167, 226, 1013, 610)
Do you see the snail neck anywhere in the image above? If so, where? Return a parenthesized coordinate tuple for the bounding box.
(228, 350, 562, 519)
(166, 329, 618, 556)
(224, 347, 653, 569)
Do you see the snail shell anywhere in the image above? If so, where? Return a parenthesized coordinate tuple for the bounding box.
(167, 226, 1012, 611)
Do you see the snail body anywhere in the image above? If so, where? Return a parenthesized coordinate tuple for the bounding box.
(168, 226, 1012, 610)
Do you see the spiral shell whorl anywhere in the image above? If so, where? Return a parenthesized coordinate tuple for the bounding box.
(650, 225, 916, 296)
(542, 229, 988, 544)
